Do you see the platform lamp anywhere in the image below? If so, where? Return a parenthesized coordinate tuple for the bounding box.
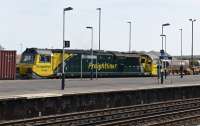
(61, 7, 73, 90)
(161, 23, 170, 50)
(189, 19, 196, 75)
(86, 26, 94, 80)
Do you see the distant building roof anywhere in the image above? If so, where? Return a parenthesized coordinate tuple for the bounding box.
(143, 51, 172, 60)
(0, 45, 4, 50)
(174, 55, 200, 60)
(145, 51, 160, 60)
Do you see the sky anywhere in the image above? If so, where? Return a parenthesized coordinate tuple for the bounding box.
(0, 0, 200, 55)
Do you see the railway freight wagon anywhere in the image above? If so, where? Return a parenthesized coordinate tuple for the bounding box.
(0, 50, 16, 80)
(18, 48, 154, 79)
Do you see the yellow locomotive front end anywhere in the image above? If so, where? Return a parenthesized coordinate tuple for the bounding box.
(140, 53, 158, 76)
(19, 48, 54, 79)
(19, 52, 35, 78)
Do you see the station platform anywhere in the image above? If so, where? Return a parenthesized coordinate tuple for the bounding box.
(1, 76, 200, 121)
(0, 83, 200, 100)
(0, 75, 200, 100)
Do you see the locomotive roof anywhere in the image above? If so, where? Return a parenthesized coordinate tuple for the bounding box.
(24, 48, 52, 55)
(52, 49, 113, 55)
(24, 48, 141, 58)
(109, 51, 140, 58)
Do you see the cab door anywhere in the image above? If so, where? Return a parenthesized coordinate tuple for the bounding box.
(34, 54, 53, 77)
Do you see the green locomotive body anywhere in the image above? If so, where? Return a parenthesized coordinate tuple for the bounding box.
(18, 48, 154, 78)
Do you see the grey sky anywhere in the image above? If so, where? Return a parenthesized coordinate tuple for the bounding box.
(0, 0, 200, 55)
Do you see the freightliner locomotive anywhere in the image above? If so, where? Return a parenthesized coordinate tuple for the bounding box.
(18, 48, 157, 79)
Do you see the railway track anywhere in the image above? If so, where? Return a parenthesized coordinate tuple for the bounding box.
(1, 97, 200, 126)
(98, 108, 200, 126)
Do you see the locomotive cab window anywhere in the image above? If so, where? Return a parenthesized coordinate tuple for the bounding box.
(21, 54, 35, 64)
(39, 55, 51, 63)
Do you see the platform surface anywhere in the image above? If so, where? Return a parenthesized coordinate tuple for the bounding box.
(0, 75, 200, 99)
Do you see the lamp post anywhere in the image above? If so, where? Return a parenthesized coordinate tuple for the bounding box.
(189, 19, 196, 75)
(160, 34, 167, 52)
(165, 35, 167, 52)
(97, 8, 101, 50)
(61, 7, 73, 90)
(127, 21, 132, 52)
(161, 23, 170, 50)
(160, 34, 167, 79)
(160, 23, 170, 84)
(86, 26, 94, 80)
(179, 28, 183, 78)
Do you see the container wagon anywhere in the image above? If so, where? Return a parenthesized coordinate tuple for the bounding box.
(0, 50, 16, 80)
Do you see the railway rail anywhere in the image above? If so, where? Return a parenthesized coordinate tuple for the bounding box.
(98, 108, 200, 126)
(1, 97, 200, 126)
